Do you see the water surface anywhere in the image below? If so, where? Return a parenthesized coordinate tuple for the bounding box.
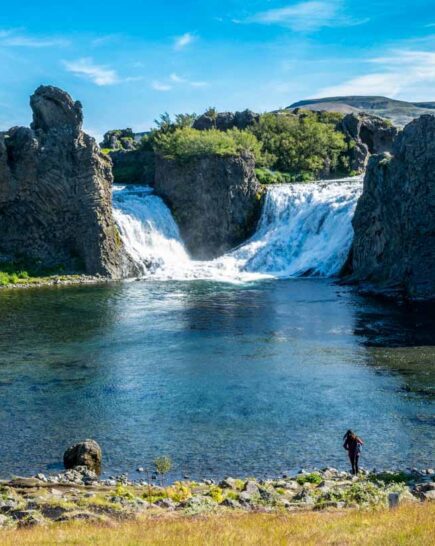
(0, 279, 433, 480)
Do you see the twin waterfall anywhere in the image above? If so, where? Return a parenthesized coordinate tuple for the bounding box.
(113, 179, 363, 282)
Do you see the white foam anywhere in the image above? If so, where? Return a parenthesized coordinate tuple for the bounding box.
(113, 177, 363, 282)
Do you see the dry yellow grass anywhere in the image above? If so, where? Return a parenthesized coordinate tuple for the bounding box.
(1, 503, 434, 546)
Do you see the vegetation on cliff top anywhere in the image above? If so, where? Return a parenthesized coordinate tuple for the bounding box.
(104, 108, 356, 182)
(249, 111, 351, 180)
(153, 127, 263, 162)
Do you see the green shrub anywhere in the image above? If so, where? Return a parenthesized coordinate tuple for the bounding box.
(153, 127, 263, 162)
(209, 486, 224, 504)
(296, 473, 323, 485)
(249, 111, 349, 178)
(255, 168, 293, 184)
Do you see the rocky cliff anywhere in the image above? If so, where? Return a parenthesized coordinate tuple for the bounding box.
(338, 113, 398, 172)
(193, 110, 259, 132)
(0, 86, 123, 277)
(154, 153, 263, 259)
(349, 114, 435, 300)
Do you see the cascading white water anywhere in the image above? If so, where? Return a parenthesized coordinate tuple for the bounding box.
(112, 186, 190, 277)
(113, 178, 363, 282)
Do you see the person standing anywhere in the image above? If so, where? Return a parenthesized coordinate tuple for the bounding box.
(343, 430, 364, 475)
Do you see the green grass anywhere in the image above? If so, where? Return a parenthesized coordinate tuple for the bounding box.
(0, 260, 84, 287)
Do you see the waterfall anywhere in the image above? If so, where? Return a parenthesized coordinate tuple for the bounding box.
(113, 178, 363, 282)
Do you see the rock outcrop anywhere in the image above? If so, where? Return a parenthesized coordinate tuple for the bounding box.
(0, 86, 123, 277)
(349, 114, 435, 300)
(193, 110, 259, 132)
(109, 149, 155, 184)
(63, 439, 102, 474)
(338, 113, 398, 172)
(154, 152, 263, 259)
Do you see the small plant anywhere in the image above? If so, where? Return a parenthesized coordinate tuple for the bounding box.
(296, 473, 323, 486)
(154, 456, 173, 486)
(115, 483, 135, 500)
(166, 482, 192, 503)
(209, 486, 224, 504)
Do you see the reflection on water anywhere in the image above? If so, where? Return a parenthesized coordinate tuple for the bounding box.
(0, 279, 433, 480)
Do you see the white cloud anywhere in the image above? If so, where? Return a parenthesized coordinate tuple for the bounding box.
(170, 73, 185, 83)
(0, 29, 69, 48)
(151, 81, 172, 92)
(63, 58, 119, 86)
(316, 49, 435, 98)
(246, 1, 368, 32)
(174, 32, 195, 50)
(170, 73, 208, 87)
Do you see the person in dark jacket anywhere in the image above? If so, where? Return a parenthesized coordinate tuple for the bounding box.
(343, 430, 364, 475)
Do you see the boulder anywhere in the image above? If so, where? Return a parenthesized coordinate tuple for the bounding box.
(0, 86, 124, 277)
(154, 152, 263, 259)
(63, 439, 102, 474)
(243, 480, 260, 495)
(349, 114, 435, 300)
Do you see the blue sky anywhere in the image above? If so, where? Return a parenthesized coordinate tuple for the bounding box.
(1, 0, 434, 139)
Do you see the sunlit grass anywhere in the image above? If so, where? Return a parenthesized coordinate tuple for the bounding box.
(1, 502, 433, 545)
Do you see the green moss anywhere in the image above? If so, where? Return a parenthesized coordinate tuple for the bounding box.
(369, 471, 413, 485)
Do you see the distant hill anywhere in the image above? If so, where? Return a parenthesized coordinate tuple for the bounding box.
(288, 96, 435, 127)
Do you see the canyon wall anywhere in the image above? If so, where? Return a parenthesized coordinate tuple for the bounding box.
(350, 114, 435, 300)
(0, 86, 124, 277)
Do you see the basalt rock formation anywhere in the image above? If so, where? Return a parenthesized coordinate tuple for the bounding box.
(0, 86, 124, 277)
(349, 114, 435, 300)
(154, 152, 263, 259)
(193, 110, 259, 132)
(338, 113, 398, 172)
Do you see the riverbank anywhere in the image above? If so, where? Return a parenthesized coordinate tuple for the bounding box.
(1, 502, 433, 545)
(0, 274, 112, 290)
(0, 467, 433, 530)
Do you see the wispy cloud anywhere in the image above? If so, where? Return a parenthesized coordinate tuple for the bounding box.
(151, 73, 208, 92)
(244, 1, 368, 32)
(174, 32, 195, 50)
(0, 29, 69, 47)
(63, 58, 119, 86)
(316, 49, 435, 97)
(151, 81, 172, 92)
(91, 34, 120, 47)
(170, 73, 208, 87)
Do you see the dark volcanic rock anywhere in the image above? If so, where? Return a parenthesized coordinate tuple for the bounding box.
(339, 113, 398, 172)
(110, 149, 155, 184)
(154, 152, 263, 259)
(0, 86, 124, 277)
(349, 114, 435, 300)
(193, 110, 259, 132)
(64, 439, 102, 474)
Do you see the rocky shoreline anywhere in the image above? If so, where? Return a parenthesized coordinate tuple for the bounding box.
(0, 466, 433, 529)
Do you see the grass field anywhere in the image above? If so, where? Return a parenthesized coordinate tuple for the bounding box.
(1, 502, 433, 545)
